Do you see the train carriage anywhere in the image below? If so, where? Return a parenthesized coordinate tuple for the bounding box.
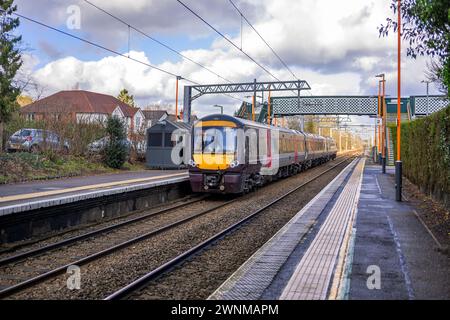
(188, 114, 336, 194)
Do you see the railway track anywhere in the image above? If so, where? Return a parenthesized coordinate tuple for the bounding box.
(107, 154, 358, 300)
(0, 154, 355, 299)
(0, 195, 206, 262)
(0, 197, 237, 298)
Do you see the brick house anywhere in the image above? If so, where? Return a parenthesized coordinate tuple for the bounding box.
(20, 90, 145, 134)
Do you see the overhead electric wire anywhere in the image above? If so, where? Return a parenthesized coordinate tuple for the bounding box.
(12, 11, 245, 104)
(176, 0, 282, 82)
(83, 0, 234, 84)
(228, 0, 298, 81)
(13, 12, 183, 80)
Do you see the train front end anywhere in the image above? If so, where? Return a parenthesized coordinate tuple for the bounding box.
(188, 116, 243, 194)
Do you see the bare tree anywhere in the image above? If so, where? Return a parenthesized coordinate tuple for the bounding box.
(14, 70, 48, 100)
(143, 103, 174, 113)
(425, 59, 447, 95)
(286, 116, 301, 130)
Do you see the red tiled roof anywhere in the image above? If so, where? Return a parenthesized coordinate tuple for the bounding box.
(20, 90, 139, 117)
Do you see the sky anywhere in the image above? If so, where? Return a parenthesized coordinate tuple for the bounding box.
(15, 0, 442, 120)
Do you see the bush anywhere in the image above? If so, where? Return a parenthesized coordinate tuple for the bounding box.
(390, 105, 450, 208)
(103, 116, 128, 169)
(4, 113, 106, 156)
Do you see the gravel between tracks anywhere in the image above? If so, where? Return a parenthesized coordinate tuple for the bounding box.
(0, 198, 227, 289)
(3, 156, 352, 299)
(0, 195, 200, 258)
(130, 157, 354, 300)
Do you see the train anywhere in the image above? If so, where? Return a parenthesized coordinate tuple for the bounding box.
(188, 114, 337, 194)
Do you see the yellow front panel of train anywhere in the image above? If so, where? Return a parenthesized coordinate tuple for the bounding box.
(193, 153, 235, 170)
(195, 121, 237, 128)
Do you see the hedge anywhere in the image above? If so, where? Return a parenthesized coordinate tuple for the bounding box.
(389, 105, 450, 208)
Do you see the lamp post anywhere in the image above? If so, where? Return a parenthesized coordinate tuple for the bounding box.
(252, 78, 256, 121)
(377, 80, 382, 164)
(376, 73, 386, 173)
(421, 80, 430, 115)
(245, 93, 262, 121)
(374, 117, 377, 162)
(213, 104, 224, 114)
(175, 76, 183, 121)
(395, 0, 402, 201)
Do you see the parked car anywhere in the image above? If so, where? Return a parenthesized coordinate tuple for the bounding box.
(132, 140, 147, 157)
(87, 136, 131, 154)
(6, 129, 69, 153)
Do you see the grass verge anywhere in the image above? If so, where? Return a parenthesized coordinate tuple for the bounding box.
(0, 152, 146, 184)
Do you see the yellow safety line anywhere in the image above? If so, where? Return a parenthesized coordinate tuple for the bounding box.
(0, 172, 188, 203)
(328, 158, 365, 300)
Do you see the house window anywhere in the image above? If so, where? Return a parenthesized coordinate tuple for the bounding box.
(136, 116, 141, 128)
(27, 113, 35, 121)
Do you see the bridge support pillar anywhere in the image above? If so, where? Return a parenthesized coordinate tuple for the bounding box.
(183, 86, 192, 123)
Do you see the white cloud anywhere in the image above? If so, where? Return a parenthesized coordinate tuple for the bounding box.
(21, 53, 40, 72)
(27, 49, 261, 116)
(19, 0, 444, 118)
(352, 57, 381, 73)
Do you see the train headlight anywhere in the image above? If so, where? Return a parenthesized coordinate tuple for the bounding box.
(230, 160, 240, 168)
(188, 159, 197, 167)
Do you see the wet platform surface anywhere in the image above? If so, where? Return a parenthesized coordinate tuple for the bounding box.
(348, 166, 449, 300)
(210, 159, 449, 300)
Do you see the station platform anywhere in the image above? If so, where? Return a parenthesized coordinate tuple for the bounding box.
(0, 170, 188, 216)
(210, 158, 449, 300)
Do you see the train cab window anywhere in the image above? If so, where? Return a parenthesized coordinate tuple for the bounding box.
(194, 127, 237, 154)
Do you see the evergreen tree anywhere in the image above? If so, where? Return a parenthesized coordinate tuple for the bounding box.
(0, 0, 22, 151)
(304, 115, 317, 134)
(103, 116, 128, 169)
(117, 88, 136, 107)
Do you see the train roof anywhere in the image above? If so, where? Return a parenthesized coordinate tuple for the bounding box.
(196, 114, 333, 141)
(197, 114, 297, 133)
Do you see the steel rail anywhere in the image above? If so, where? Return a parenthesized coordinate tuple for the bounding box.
(0, 197, 241, 299)
(0, 196, 208, 267)
(105, 155, 357, 300)
(0, 154, 353, 299)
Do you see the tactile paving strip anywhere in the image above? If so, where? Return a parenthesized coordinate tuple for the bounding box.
(208, 158, 359, 300)
(280, 158, 365, 300)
